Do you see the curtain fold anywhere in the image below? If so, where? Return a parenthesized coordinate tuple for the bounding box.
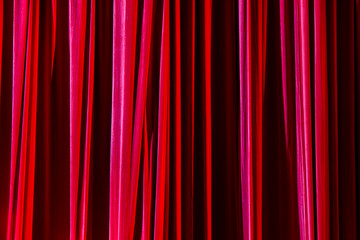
(0, 0, 360, 239)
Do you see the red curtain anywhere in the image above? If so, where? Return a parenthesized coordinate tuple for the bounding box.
(0, 0, 359, 239)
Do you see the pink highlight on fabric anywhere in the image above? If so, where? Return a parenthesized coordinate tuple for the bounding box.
(8, 0, 29, 238)
(293, 0, 314, 239)
(79, 0, 95, 239)
(128, 0, 153, 237)
(110, 0, 138, 239)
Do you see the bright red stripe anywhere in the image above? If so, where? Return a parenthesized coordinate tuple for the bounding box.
(79, 0, 95, 239)
(164, 105, 170, 240)
(255, 0, 265, 239)
(204, 0, 212, 239)
(129, 0, 153, 237)
(141, 113, 150, 240)
(14, 0, 40, 238)
(15, 2, 34, 238)
(7, 0, 29, 238)
(148, 135, 154, 239)
(23, 0, 39, 238)
(142, 133, 154, 240)
(175, 0, 182, 238)
(314, 0, 329, 239)
(154, 0, 169, 238)
(69, 0, 88, 238)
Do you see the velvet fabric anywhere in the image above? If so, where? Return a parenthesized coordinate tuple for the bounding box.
(0, 0, 360, 239)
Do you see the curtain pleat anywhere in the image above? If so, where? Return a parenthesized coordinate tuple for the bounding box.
(293, 0, 314, 239)
(327, 1, 339, 239)
(110, 0, 137, 238)
(314, 0, 329, 239)
(1, 0, 360, 239)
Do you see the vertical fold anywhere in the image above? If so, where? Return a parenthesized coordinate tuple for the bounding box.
(239, 0, 253, 239)
(279, 0, 300, 238)
(129, 0, 153, 237)
(13, 0, 40, 238)
(141, 114, 152, 240)
(79, 0, 95, 239)
(238, 0, 266, 237)
(314, 0, 329, 239)
(69, 0, 87, 238)
(154, 0, 169, 238)
(255, 0, 267, 238)
(256, 0, 262, 236)
(175, 0, 182, 238)
(164, 104, 170, 239)
(293, 0, 314, 239)
(7, 0, 29, 238)
(141, 119, 149, 240)
(204, 0, 212, 239)
(22, 0, 39, 238)
(110, 0, 138, 237)
(33, 0, 56, 238)
(326, 0, 338, 238)
(14, 2, 33, 238)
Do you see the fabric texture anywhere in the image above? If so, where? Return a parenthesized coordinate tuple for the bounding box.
(0, 0, 360, 239)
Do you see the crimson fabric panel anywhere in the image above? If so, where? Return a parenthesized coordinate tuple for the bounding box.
(0, 0, 359, 239)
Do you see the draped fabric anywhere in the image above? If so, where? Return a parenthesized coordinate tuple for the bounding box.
(0, 0, 359, 239)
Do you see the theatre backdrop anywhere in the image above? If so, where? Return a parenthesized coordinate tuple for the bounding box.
(0, 0, 359, 239)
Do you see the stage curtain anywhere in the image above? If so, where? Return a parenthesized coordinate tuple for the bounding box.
(0, 0, 359, 239)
